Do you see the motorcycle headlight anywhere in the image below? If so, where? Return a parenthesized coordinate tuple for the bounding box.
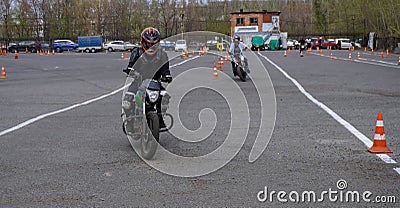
(122, 100, 131, 109)
(146, 89, 159, 103)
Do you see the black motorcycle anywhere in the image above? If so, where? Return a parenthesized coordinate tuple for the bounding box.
(232, 53, 247, 82)
(122, 73, 173, 159)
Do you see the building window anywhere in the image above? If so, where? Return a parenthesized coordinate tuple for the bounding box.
(250, 17, 258, 25)
(236, 18, 244, 25)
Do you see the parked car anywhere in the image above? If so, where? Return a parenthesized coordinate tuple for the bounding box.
(206, 40, 218, 50)
(335, 38, 352, 49)
(124, 42, 139, 51)
(53, 39, 78, 53)
(8, 41, 41, 53)
(320, 39, 339, 49)
(351, 41, 361, 48)
(287, 39, 299, 49)
(40, 42, 52, 52)
(174, 40, 187, 51)
(103, 40, 126, 52)
(160, 40, 175, 50)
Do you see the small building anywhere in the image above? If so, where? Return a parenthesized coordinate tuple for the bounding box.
(230, 9, 281, 48)
(230, 9, 281, 34)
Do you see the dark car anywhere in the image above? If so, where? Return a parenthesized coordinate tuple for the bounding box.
(39, 42, 52, 52)
(8, 41, 41, 53)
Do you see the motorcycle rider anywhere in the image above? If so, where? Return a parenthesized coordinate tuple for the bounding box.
(229, 35, 250, 76)
(122, 27, 172, 133)
(299, 38, 306, 57)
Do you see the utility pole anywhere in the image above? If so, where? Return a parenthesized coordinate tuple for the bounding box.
(180, 13, 184, 40)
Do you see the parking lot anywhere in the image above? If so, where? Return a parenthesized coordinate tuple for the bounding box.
(0, 49, 399, 207)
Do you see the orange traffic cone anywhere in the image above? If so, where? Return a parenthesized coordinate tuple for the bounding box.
(368, 112, 393, 154)
(329, 52, 334, 60)
(25, 47, 28, 53)
(348, 52, 352, 60)
(386, 49, 389, 57)
(284, 50, 287, 57)
(185, 50, 189, 58)
(357, 52, 361, 59)
(319, 49, 323, 55)
(52, 49, 55, 55)
(213, 64, 218, 79)
(380, 52, 384, 58)
(126, 52, 129, 59)
(181, 50, 185, 59)
(121, 53, 124, 60)
(14, 51, 18, 59)
(1, 64, 6, 78)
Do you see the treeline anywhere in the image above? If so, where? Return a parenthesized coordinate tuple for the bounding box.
(0, 0, 399, 42)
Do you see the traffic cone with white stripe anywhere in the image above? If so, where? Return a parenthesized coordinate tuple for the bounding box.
(212, 63, 218, 79)
(329, 52, 334, 60)
(1, 64, 6, 78)
(368, 112, 392, 154)
(348, 52, 352, 60)
(357, 52, 361, 59)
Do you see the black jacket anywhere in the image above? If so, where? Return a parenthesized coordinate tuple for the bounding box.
(123, 47, 171, 80)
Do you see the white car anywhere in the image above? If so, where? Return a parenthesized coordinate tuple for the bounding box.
(175, 40, 187, 51)
(335, 38, 352, 49)
(287, 39, 299, 49)
(103, 40, 125, 52)
(124, 42, 139, 51)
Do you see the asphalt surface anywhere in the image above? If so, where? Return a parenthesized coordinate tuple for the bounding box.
(0, 49, 399, 207)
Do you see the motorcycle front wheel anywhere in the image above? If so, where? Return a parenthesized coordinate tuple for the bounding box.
(141, 111, 159, 160)
(237, 66, 247, 82)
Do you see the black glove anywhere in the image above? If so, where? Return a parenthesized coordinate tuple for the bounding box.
(161, 75, 172, 83)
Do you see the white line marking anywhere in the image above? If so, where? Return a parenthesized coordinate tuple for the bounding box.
(394, 168, 400, 175)
(0, 56, 200, 137)
(310, 52, 400, 68)
(258, 53, 399, 173)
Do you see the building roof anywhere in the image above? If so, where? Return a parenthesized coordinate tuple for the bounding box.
(230, 10, 281, 15)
